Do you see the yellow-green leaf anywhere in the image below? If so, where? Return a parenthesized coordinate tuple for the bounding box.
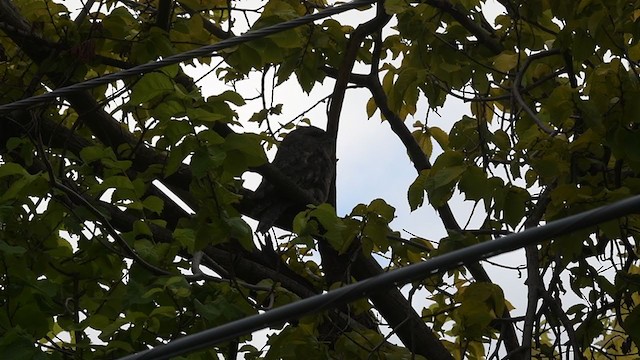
(493, 52, 519, 73)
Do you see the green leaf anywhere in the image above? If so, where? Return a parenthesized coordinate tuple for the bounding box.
(0, 240, 26, 255)
(503, 186, 530, 228)
(316, 211, 345, 248)
(425, 153, 466, 207)
(458, 166, 488, 201)
(0, 163, 27, 177)
(385, 0, 412, 15)
(0, 328, 47, 360)
(99, 6, 136, 38)
(173, 228, 195, 252)
(101, 158, 132, 171)
(292, 211, 309, 235)
(412, 129, 433, 158)
(363, 218, 390, 252)
(14, 304, 51, 338)
(366, 97, 378, 118)
(249, 109, 269, 123)
(0, 174, 39, 203)
(164, 137, 197, 177)
(223, 133, 267, 168)
(629, 42, 640, 62)
(368, 199, 396, 223)
(294, 52, 323, 93)
(142, 196, 164, 214)
(162, 120, 192, 145)
(150, 306, 178, 318)
(216, 90, 246, 106)
(492, 129, 510, 150)
(187, 107, 227, 123)
(129, 72, 175, 105)
(164, 276, 191, 297)
(408, 170, 429, 211)
(428, 126, 449, 149)
(454, 283, 505, 340)
(493, 52, 519, 73)
(153, 100, 185, 121)
(623, 306, 640, 348)
(97, 176, 135, 191)
(191, 147, 226, 178)
(575, 313, 604, 348)
(427, 171, 466, 206)
(226, 217, 254, 251)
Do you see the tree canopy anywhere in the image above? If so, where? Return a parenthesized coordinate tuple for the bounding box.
(1, 0, 640, 359)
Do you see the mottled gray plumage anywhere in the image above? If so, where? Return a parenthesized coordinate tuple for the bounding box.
(253, 126, 335, 233)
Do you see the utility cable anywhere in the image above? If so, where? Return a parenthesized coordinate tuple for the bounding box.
(0, 0, 376, 113)
(118, 194, 640, 360)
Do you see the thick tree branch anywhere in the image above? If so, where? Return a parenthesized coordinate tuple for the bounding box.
(522, 188, 552, 358)
(323, 2, 390, 285)
(326, 8, 391, 136)
(353, 256, 454, 359)
(321, 5, 455, 359)
(155, 0, 173, 30)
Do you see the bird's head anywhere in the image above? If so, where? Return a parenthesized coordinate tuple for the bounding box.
(281, 126, 334, 147)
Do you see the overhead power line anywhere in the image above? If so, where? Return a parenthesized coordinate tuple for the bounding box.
(118, 194, 640, 360)
(0, 0, 377, 113)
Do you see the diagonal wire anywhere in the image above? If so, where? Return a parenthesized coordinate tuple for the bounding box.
(0, 0, 376, 113)
(118, 194, 640, 360)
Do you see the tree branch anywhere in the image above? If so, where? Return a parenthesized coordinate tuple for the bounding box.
(320, 5, 455, 358)
(512, 49, 563, 135)
(422, 0, 503, 54)
(155, 0, 173, 30)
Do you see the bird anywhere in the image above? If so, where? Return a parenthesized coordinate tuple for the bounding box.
(252, 126, 335, 233)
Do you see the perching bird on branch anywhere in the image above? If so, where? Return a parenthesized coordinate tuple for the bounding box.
(253, 126, 335, 233)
